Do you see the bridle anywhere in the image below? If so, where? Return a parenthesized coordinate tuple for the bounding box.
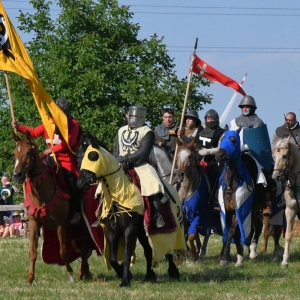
(273, 145, 291, 181)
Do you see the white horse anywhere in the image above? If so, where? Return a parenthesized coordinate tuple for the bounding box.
(272, 137, 300, 267)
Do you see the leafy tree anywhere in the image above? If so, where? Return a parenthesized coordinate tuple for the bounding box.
(0, 0, 211, 174)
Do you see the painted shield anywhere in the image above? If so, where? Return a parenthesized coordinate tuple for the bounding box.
(243, 123, 273, 172)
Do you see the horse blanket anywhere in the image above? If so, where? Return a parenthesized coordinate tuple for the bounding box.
(181, 169, 216, 236)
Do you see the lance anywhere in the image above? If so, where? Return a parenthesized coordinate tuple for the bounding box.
(219, 73, 248, 127)
(169, 38, 198, 184)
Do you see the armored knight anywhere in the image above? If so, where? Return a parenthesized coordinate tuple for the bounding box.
(230, 95, 275, 215)
(113, 106, 166, 228)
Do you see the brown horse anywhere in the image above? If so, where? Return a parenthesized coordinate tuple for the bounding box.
(13, 132, 92, 284)
(215, 130, 280, 266)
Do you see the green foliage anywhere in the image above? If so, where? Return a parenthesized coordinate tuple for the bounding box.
(0, 0, 212, 173)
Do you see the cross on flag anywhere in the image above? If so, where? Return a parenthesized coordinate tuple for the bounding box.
(192, 55, 246, 96)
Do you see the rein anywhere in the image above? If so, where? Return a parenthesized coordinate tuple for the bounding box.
(96, 165, 121, 182)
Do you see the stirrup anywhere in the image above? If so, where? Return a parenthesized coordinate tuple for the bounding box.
(153, 214, 165, 228)
(70, 212, 81, 224)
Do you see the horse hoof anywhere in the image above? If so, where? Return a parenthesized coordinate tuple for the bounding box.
(68, 275, 75, 283)
(281, 262, 289, 268)
(84, 271, 93, 280)
(168, 267, 180, 280)
(120, 280, 130, 287)
(219, 260, 228, 267)
(143, 270, 157, 283)
(235, 262, 243, 267)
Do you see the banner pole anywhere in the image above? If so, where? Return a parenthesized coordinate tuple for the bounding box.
(3, 71, 17, 134)
(169, 38, 198, 184)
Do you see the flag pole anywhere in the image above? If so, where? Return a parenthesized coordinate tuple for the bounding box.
(219, 73, 248, 127)
(3, 71, 17, 134)
(169, 38, 198, 184)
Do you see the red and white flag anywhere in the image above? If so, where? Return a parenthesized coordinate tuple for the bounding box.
(192, 55, 246, 96)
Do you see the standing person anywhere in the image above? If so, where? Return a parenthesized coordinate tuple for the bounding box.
(178, 110, 202, 146)
(0, 175, 19, 224)
(272, 112, 300, 150)
(113, 105, 168, 228)
(11, 97, 82, 224)
(154, 108, 179, 157)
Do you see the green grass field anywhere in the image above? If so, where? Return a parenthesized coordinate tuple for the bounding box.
(0, 233, 300, 300)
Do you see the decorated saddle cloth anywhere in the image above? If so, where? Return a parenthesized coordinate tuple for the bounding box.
(182, 170, 216, 236)
(128, 169, 186, 267)
(218, 159, 254, 246)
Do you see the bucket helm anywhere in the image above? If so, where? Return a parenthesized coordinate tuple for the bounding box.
(204, 109, 220, 129)
(56, 97, 71, 117)
(184, 110, 201, 127)
(128, 106, 146, 128)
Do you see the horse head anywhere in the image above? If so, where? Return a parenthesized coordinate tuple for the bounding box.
(13, 131, 40, 184)
(215, 130, 241, 165)
(177, 145, 200, 182)
(77, 132, 108, 169)
(77, 144, 101, 190)
(272, 136, 293, 181)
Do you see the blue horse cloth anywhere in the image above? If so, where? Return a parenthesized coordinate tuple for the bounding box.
(181, 170, 215, 236)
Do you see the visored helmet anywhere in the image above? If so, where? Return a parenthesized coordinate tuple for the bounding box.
(56, 97, 71, 116)
(128, 106, 146, 128)
(238, 95, 257, 109)
(204, 109, 220, 129)
(184, 110, 201, 127)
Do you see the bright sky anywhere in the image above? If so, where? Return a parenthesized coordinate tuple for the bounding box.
(4, 0, 300, 138)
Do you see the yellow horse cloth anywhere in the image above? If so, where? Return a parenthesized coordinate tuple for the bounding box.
(148, 180, 186, 266)
(81, 145, 143, 219)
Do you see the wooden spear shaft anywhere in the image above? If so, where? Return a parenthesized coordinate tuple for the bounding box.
(169, 38, 198, 184)
(4, 71, 17, 134)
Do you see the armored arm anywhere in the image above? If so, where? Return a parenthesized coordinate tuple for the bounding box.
(198, 147, 219, 156)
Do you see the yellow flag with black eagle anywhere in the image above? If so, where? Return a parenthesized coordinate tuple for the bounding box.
(0, 2, 70, 149)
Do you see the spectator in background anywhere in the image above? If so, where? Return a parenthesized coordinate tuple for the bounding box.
(154, 108, 179, 157)
(0, 174, 19, 224)
(2, 211, 23, 238)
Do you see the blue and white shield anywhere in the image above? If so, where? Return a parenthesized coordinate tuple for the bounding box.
(243, 124, 273, 172)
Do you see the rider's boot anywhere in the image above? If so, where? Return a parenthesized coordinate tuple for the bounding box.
(151, 194, 165, 228)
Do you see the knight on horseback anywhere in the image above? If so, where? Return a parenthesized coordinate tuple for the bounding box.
(11, 97, 82, 224)
(113, 106, 168, 228)
(230, 95, 275, 215)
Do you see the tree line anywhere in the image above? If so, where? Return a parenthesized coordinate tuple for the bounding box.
(0, 0, 212, 175)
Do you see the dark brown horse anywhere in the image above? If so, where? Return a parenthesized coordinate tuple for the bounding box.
(13, 132, 92, 284)
(215, 130, 279, 266)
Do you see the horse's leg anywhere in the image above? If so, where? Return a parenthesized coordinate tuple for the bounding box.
(57, 225, 74, 282)
(249, 213, 263, 259)
(27, 219, 40, 284)
(272, 225, 283, 261)
(78, 219, 93, 280)
(188, 233, 199, 261)
(195, 232, 202, 256)
(199, 235, 210, 259)
(166, 253, 180, 280)
(261, 214, 270, 253)
(234, 226, 244, 267)
(120, 219, 139, 287)
(282, 206, 296, 267)
(137, 220, 156, 282)
(219, 218, 237, 266)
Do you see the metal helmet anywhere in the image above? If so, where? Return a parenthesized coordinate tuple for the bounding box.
(56, 97, 71, 116)
(238, 95, 257, 109)
(204, 109, 220, 129)
(204, 109, 219, 121)
(128, 106, 146, 128)
(184, 110, 201, 126)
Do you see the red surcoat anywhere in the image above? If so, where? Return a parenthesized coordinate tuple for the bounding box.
(17, 118, 81, 176)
